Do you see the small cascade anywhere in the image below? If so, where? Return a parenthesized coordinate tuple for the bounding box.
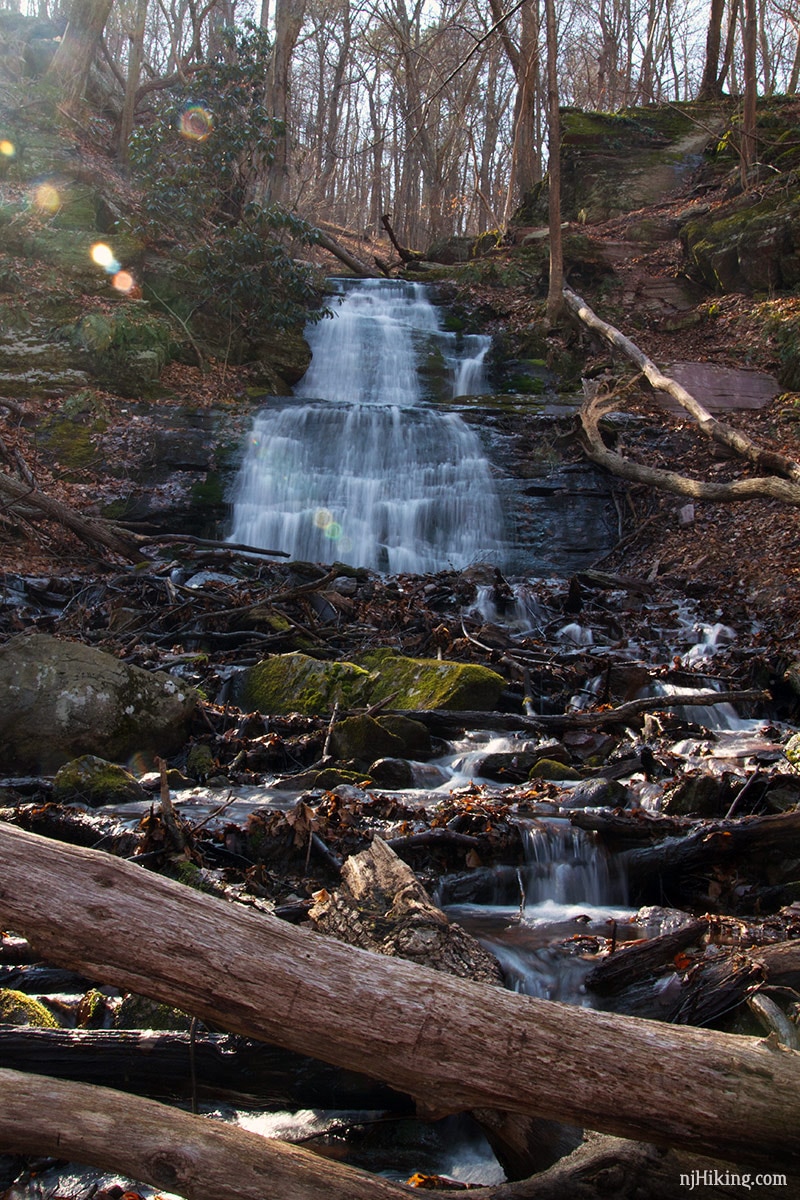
(444, 817, 631, 1004)
(229, 278, 506, 572)
(517, 819, 627, 910)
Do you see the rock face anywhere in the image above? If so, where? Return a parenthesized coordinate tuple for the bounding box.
(0, 633, 197, 772)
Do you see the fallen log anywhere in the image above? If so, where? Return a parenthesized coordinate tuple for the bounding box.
(0, 469, 143, 561)
(3, 1069, 787, 1200)
(392, 689, 767, 737)
(622, 808, 800, 890)
(564, 286, 800, 489)
(0, 1027, 412, 1111)
(312, 228, 381, 278)
(1, 822, 799, 1169)
(585, 918, 709, 995)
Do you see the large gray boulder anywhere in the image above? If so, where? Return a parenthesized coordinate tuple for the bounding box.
(0, 633, 197, 772)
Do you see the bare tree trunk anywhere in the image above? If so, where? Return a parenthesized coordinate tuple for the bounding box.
(117, 0, 148, 163)
(45, 0, 113, 111)
(741, 0, 758, 184)
(698, 0, 727, 98)
(268, 0, 305, 205)
(544, 0, 562, 325)
(1, 822, 799, 1169)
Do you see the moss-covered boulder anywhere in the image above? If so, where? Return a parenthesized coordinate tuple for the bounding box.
(362, 649, 505, 711)
(376, 714, 432, 757)
(681, 192, 800, 293)
(0, 988, 59, 1028)
(528, 759, 582, 781)
(240, 652, 372, 715)
(0, 632, 197, 772)
(53, 754, 148, 806)
(330, 715, 406, 765)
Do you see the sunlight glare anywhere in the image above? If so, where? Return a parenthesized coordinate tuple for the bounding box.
(179, 105, 213, 142)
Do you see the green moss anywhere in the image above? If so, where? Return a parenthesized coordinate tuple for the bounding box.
(529, 759, 582, 781)
(52, 754, 146, 806)
(241, 652, 372, 715)
(361, 649, 505, 711)
(116, 993, 193, 1030)
(0, 988, 59, 1027)
(329, 714, 406, 764)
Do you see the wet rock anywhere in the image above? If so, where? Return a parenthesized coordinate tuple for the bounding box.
(475, 751, 542, 783)
(369, 757, 416, 788)
(763, 775, 800, 814)
(273, 766, 373, 791)
(330, 715, 406, 765)
(0, 633, 197, 773)
(52, 755, 148, 807)
(560, 778, 628, 809)
(664, 772, 727, 817)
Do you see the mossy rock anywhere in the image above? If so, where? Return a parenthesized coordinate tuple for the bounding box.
(186, 743, 216, 780)
(528, 759, 582, 781)
(362, 649, 505, 711)
(52, 754, 147, 806)
(273, 765, 373, 790)
(330, 714, 407, 765)
(116, 993, 193, 1031)
(240, 652, 372, 716)
(681, 192, 800, 293)
(664, 773, 726, 817)
(376, 715, 432, 757)
(0, 988, 59, 1028)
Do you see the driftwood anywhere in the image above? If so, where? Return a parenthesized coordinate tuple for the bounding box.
(0, 1027, 412, 1111)
(585, 918, 709, 995)
(1, 823, 799, 1171)
(309, 837, 575, 1178)
(564, 286, 800, 507)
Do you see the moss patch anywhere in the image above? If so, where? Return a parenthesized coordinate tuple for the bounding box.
(240, 652, 372, 715)
(362, 648, 505, 711)
(53, 754, 147, 806)
(0, 988, 59, 1027)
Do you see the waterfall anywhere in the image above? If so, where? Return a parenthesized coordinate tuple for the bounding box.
(229, 279, 505, 573)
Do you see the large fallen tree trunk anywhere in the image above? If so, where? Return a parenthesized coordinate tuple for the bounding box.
(312, 228, 381, 278)
(0, 1027, 412, 1111)
(2, 1069, 785, 1200)
(1, 823, 798, 1170)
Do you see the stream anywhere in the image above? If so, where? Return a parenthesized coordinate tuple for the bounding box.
(3, 281, 786, 1195)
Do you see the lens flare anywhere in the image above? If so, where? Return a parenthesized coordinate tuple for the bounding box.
(0, 140, 15, 158)
(314, 507, 334, 529)
(323, 521, 343, 541)
(91, 242, 121, 274)
(34, 184, 60, 213)
(179, 105, 213, 142)
(112, 270, 135, 293)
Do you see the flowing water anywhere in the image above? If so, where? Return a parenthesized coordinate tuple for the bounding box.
(230, 278, 506, 573)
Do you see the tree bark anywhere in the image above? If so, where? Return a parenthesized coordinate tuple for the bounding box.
(1, 822, 799, 1169)
(45, 0, 113, 111)
(544, 0, 563, 325)
(697, 0, 727, 99)
(313, 228, 380, 277)
(0, 1068, 411, 1200)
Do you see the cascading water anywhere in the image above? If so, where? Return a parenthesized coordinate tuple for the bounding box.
(229, 278, 505, 573)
